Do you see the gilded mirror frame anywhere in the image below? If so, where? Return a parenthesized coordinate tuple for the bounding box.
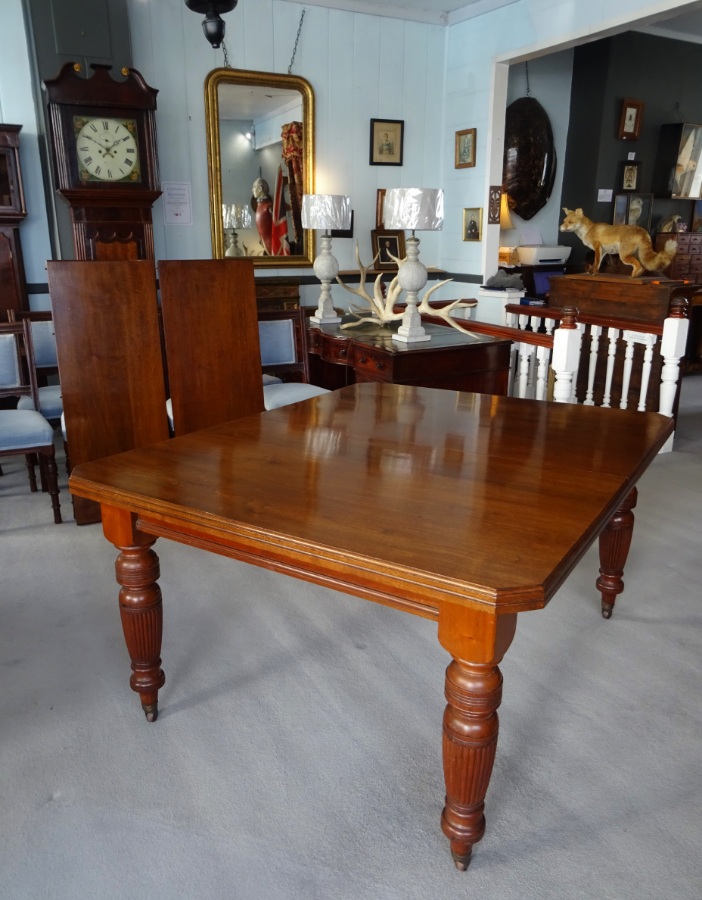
(205, 68, 315, 267)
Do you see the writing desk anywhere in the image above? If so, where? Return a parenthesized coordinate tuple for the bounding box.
(68, 384, 673, 870)
(308, 318, 511, 394)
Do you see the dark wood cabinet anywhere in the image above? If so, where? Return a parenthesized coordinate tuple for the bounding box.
(254, 276, 300, 311)
(0, 125, 28, 321)
(655, 231, 702, 280)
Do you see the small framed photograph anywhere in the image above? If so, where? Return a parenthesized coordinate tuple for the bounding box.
(371, 229, 406, 269)
(376, 188, 387, 227)
(455, 128, 476, 169)
(612, 193, 653, 231)
(369, 119, 404, 166)
(617, 99, 644, 141)
(462, 207, 483, 242)
(621, 160, 641, 191)
(692, 200, 702, 233)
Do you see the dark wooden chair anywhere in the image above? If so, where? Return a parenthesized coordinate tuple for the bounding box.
(7, 309, 62, 422)
(258, 306, 330, 410)
(47, 260, 170, 524)
(159, 258, 265, 436)
(0, 320, 61, 523)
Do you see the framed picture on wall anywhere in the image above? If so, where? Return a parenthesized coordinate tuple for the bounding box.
(371, 229, 406, 269)
(617, 99, 644, 140)
(369, 119, 404, 166)
(612, 193, 653, 231)
(455, 128, 476, 168)
(462, 207, 483, 241)
(692, 200, 702, 233)
(620, 160, 641, 191)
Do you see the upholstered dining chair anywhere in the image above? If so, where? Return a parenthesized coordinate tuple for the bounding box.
(0, 320, 62, 523)
(258, 307, 330, 410)
(7, 310, 63, 423)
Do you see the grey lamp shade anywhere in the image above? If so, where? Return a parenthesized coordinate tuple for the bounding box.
(383, 188, 444, 231)
(301, 194, 352, 230)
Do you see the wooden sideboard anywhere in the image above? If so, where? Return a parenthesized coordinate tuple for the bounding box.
(655, 232, 702, 281)
(308, 319, 511, 394)
(254, 276, 300, 311)
(548, 273, 693, 325)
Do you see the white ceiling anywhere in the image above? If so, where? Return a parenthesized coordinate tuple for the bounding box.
(277, 0, 519, 27)
(277, 0, 702, 37)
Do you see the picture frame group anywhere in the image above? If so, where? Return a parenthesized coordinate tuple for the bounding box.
(371, 229, 406, 269)
(462, 207, 483, 241)
(455, 128, 476, 169)
(369, 119, 404, 166)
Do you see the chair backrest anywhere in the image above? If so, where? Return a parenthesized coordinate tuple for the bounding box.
(0, 320, 39, 405)
(7, 311, 58, 368)
(47, 260, 170, 523)
(258, 306, 311, 383)
(159, 258, 265, 435)
(0, 327, 22, 390)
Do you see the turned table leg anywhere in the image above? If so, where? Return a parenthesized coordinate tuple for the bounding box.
(437, 605, 517, 870)
(441, 658, 503, 869)
(102, 506, 165, 721)
(597, 487, 637, 619)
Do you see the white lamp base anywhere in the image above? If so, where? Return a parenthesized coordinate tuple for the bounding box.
(311, 233, 342, 324)
(310, 313, 342, 324)
(393, 236, 430, 342)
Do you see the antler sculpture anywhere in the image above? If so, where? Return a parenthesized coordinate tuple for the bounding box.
(336, 243, 476, 330)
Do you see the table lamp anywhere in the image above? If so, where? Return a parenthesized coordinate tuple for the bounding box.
(383, 187, 444, 342)
(222, 203, 251, 257)
(301, 194, 352, 324)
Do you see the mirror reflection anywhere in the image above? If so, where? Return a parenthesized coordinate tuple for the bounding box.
(205, 68, 315, 267)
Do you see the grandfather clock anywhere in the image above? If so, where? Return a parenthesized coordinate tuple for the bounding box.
(0, 124, 28, 320)
(44, 62, 161, 261)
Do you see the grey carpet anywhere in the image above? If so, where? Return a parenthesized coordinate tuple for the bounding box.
(1, 379, 701, 899)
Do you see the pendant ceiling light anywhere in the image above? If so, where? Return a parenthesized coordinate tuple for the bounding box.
(185, 1, 238, 49)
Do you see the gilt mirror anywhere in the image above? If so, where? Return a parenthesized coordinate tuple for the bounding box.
(205, 68, 315, 267)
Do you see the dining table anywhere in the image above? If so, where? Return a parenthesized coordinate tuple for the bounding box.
(68, 382, 673, 870)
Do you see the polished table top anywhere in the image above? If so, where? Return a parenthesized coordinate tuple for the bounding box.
(69, 383, 674, 870)
(71, 383, 672, 616)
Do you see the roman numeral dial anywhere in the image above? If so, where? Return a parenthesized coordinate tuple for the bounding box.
(75, 117, 141, 183)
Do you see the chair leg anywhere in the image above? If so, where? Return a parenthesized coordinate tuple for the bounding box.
(24, 454, 38, 492)
(38, 446, 62, 524)
(38, 453, 49, 492)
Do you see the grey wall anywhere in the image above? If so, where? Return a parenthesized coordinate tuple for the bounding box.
(560, 31, 702, 265)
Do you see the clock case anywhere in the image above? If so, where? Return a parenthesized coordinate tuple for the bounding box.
(44, 63, 161, 260)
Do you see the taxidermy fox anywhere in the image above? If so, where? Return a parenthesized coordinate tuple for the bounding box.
(559, 207, 677, 277)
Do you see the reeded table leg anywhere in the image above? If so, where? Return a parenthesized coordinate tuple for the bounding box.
(437, 605, 517, 870)
(597, 487, 637, 619)
(441, 658, 503, 869)
(102, 506, 165, 721)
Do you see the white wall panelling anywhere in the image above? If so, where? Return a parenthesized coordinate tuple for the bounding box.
(2, 0, 700, 312)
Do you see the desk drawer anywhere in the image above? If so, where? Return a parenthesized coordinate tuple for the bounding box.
(321, 337, 354, 365)
(354, 348, 392, 381)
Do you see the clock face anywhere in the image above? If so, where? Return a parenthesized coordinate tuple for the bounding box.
(74, 116, 141, 183)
